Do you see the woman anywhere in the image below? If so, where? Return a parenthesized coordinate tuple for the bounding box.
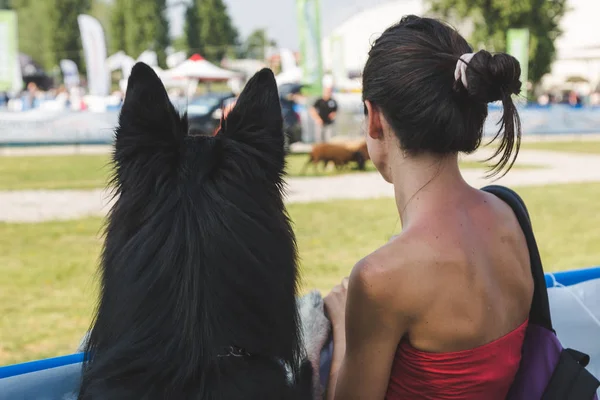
(324, 16, 534, 400)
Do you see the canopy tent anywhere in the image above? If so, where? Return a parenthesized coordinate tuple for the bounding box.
(164, 54, 239, 82)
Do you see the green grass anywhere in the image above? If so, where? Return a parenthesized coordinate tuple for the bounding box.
(0, 155, 112, 191)
(520, 140, 600, 154)
(1, 182, 600, 364)
(0, 153, 535, 190)
(285, 154, 512, 177)
(0, 218, 102, 364)
(294, 183, 600, 291)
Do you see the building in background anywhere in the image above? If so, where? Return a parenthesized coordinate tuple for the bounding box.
(321, 0, 600, 95)
(542, 0, 600, 95)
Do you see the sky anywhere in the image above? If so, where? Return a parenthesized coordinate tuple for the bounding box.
(167, 0, 391, 50)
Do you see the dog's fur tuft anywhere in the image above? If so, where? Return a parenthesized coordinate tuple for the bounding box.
(78, 63, 310, 399)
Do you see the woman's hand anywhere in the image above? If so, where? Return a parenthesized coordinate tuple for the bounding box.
(324, 277, 349, 330)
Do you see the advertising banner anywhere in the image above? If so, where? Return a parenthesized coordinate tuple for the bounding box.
(0, 10, 20, 92)
(507, 28, 530, 101)
(78, 14, 110, 96)
(296, 0, 323, 95)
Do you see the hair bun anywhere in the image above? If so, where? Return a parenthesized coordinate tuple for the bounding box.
(466, 50, 522, 103)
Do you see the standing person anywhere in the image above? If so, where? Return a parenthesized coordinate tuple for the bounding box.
(323, 15, 533, 400)
(310, 86, 338, 142)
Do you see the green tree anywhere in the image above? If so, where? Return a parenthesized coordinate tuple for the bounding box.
(10, 0, 91, 70)
(90, 0, 113, 54)
(172, 35, 188, 53)
(11, 0, 51, 68)
(186, 0, 239, 62)
(109, 0, 170, 67)
(242, 29, 269, 60)
(428, 0, 567, 86)
(0, 0, 11, 9)
(184, 0, 202, 56)
(109, 0, 126, 55)
(46, 0, 91, 70)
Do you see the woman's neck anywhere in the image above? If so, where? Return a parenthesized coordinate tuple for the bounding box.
(390, 152, 470, 227)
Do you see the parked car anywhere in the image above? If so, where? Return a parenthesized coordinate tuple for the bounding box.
(187, 92, 236, 135)
(186, 86, 303, 151)
(279, 83, 304, 149)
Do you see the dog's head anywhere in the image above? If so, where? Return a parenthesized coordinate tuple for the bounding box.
(85, 63, 301, 392)
(113, 62, 287, 193)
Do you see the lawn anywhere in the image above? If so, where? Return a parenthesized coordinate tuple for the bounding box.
(0, 155, 112, 191)
(1, 182, 600, 365)
(0, 153, 532, 190)
(520, 140, 600, 154)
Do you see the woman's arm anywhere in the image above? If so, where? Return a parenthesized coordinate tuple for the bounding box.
(325, 260, 414, 400)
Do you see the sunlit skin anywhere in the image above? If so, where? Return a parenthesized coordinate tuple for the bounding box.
(323, 100, 533, 399)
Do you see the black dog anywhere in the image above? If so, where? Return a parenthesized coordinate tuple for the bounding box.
(78, 63, 312, 399)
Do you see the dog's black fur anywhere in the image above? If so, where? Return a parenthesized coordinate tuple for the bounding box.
(78, 63, 312, 400)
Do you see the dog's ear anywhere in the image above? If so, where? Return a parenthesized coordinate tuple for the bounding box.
(221, 68, 284, 159)
(114, 62, 185, 183)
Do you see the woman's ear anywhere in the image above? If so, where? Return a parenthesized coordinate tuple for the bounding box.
(364, 100, 383, 140)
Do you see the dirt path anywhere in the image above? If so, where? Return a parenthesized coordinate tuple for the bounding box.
(1, 149, 599, 222)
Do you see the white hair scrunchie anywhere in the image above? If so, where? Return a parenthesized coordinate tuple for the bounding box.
(454, 53, 475, 89)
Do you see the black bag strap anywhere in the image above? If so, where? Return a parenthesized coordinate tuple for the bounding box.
(566, 348, 592, 368)
(541, 348, 600, 399)
(481, 185, 553, 331)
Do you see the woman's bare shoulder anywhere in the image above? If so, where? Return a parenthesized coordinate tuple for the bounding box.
(350, 234, 437, 317)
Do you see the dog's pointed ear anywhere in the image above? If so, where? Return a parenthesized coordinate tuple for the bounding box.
(222, 68, 284, 156)
(114, 62, 185, 183)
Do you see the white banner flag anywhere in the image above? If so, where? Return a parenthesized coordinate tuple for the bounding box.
(59, 59, 80, 89)
(77, 14, 109, 96)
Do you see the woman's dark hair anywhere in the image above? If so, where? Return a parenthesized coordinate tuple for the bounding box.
(362, 15, 522, 176)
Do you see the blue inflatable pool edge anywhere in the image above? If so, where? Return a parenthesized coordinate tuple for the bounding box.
(1, 266, 599, 381)
(544, 266, 600, 288)
(0, 353, 84, 380)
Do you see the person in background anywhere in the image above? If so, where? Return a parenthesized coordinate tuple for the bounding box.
(23, 82, 39, 110)
(0, 92, 8, 108)
(310, 86, 338, 142)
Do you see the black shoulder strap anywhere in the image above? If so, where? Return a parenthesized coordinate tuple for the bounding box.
(481, 185, 554, 331)
(541, 348, 600, 399)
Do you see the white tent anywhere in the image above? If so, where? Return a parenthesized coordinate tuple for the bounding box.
(106, 51, 134, 74)
(167, 51, 187, 69)
(164, 54, 239, 81)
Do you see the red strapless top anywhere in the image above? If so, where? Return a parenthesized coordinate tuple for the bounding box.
(386, 319, 529, 400)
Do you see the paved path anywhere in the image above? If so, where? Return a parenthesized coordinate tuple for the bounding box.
(1, 149, 600, 222)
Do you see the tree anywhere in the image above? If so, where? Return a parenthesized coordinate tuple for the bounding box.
(184, 0, 202, 56)
(186, 0, 239, 62)
(10, 0, 50, 68)
(428, 0, 568, 86)
(109, 0, 126, 54)
(0, 0, 11, 9)
(10, 0, 90, 70)
(172, 35, 188, 53)
(46, 0, 91, 70)
(109, 0, 170, 67)
(243, 29, 269, 60)
(90, 0, 114, 54)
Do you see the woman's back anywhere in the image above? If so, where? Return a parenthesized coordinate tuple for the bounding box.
(324, 15, 534, 400)
(381, 187, 534, 399)
(400, 188, 533, 352)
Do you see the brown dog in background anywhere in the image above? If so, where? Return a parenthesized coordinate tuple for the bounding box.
(301, 140, 369, 174)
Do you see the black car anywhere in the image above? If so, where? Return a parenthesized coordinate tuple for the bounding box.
(187, 92, 236, 135)
(186, 87, 303, 150)
(279, 83, 304, 149)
